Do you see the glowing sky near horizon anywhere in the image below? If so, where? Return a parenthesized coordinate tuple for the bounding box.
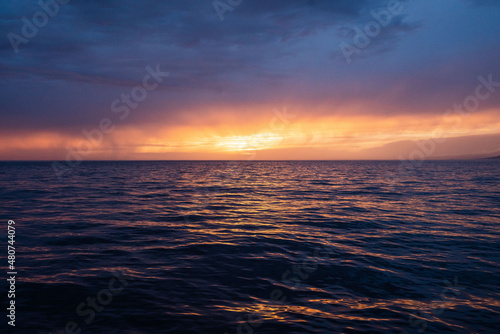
(1, 0, 500, 160)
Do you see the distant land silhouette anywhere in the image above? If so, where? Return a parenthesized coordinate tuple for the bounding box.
(436, 151, 500, 160)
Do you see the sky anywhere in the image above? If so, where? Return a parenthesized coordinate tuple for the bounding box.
(1, 0, 500, 160)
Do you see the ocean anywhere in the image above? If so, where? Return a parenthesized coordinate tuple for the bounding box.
(0, 161, 499, 333)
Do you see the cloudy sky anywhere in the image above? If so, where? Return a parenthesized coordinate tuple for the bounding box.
(1, 0, 500, 160)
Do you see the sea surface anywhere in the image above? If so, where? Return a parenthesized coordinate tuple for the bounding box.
(0, 161, 499, 334)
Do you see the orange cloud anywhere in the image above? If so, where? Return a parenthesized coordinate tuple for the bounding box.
(1, 108, 499, 160)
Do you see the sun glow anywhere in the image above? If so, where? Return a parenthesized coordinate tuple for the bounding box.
(215, 133, 284, 151)
(2, 109, 500, 160)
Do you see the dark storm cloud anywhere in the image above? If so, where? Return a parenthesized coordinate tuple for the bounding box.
(332, 14, 422, 62)
(0, 0, 500, 133)
(0, 0, 390, 129)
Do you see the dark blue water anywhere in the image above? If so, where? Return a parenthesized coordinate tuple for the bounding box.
(0, 161, 499, 333)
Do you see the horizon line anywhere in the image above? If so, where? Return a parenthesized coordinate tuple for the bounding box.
(1, 158, 497, 162)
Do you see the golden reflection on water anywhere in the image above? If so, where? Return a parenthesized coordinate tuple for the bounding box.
(11, 161, 500, 332)
(214, 295, 499, 326)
